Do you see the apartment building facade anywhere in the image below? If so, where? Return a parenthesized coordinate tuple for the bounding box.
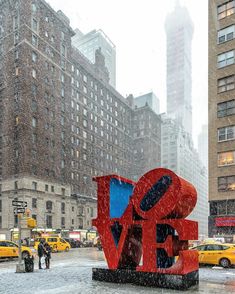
(209, 0, 235, 239)
(0, 0, 161, 238)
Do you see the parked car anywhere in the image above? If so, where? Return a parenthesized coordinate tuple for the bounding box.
(192, 243, 235, 268)
(0, 240, 33, 259)
(64, 238, 82, 248)
(83, 240, 94, 247)
(34, 237, 71, 252)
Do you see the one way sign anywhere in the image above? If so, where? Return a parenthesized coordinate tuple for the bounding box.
(13, 207, 25, 215)
(12, 200, 27, 208)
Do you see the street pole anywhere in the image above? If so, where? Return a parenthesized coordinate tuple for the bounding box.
(16, 213, 25, 273)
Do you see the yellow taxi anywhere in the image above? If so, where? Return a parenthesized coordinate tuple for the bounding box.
(192, 243, 235, 268)
(0, 240, 32, 259)
(34, 237, 71, 252)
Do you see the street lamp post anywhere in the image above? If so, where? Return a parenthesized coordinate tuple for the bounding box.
(16, 213, 25, 273)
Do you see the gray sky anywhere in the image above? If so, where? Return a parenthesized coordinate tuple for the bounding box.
(47, 0, 208, 146)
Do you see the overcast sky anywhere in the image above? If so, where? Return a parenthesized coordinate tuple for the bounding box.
(47, 0, 208, 146)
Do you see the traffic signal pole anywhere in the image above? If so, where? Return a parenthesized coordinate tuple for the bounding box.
(16, 213, 25, 273)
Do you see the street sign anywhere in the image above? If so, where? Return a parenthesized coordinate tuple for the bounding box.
(13, 207, 25, 215)
(12, 200, 27, 208)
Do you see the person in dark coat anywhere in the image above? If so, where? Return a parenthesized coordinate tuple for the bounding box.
(44, 242, 52, 269)
(38, 239, 45, 269)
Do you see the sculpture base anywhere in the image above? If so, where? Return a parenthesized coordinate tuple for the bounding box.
(92, 268, 199, 291)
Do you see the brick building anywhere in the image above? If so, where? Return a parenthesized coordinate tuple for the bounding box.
(0, 0, 161, 238)
(209, 0, 235, 240)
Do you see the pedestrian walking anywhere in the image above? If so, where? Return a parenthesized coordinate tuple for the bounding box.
(44, 242, 52, 269)
(38, 239, 45, 269)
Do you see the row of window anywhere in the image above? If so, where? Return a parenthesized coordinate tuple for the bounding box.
(31, 181, 66, 194)
(31, 199, 93, 215)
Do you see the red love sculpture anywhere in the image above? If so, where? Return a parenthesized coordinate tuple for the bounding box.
(92, 168, 198, 275)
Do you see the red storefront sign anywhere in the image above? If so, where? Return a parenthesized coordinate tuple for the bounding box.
(215, 217, 235, 227)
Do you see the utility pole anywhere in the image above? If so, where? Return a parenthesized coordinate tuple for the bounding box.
(16, 213, 25, 273)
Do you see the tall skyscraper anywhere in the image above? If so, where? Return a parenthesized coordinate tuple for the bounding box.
(165, 1, 194, 135)
(162, 2, 208, 236)
(72, 29, 116, 88)
(209, 0, 235, 241)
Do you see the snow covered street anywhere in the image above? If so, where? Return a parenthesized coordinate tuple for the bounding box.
(0, 248, 235, 294)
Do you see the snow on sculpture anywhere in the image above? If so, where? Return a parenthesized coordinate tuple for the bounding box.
(92, 168, 199, 290)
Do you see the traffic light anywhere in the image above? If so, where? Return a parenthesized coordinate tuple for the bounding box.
(27, 218, 36, 228)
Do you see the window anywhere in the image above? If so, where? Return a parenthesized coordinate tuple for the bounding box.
(206, 244, 223, 251)
(218, 1, 235, 20)
(218, 175, 235, 191)
(61, 203, 65, 213)
(46, 201, 52, 210)
(227, 199, 235, 214)
(218, 75, 235, 93)
(32, 3, 37, 12)
(83, 131, 87, 139)
(32, 117, 37, 127)
(0, 200, 2, 213)
(32, 34, 38, 47)
(32, 181, 37, 190)
(61, 217, 65, 227)
(217, 50, 234, 68)
(218, 151, 235, 166)
(83, 120, 88, 127)
(218, 125, 235, 141)
(32, 69, 36, 78)
(83, 109, 87, 116)
(51, 186, 54, 193)
(218, 25, 235, 43)
(45, 184, 48, 192)
(61, 44, 66, 57)
(61, 88, 65, 97)
(32, 18, 38, 32)
(218, 99, 235, 117)
(83, 75, 87, 83)
(15, 116, 19, 125)
(32, 198, 37, 208)
(46, 215, 52, 228)
(14, 32, 19, 45)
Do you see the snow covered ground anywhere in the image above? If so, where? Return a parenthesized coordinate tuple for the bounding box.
(0, 248, 235, 294)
